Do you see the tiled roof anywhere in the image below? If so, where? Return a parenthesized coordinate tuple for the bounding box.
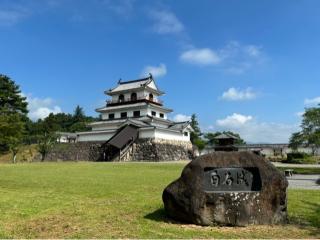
(169, 121, 191, 131)
(108, 76, 153, 93)
(121, 118, 151, 127)
(214, 133, 239, 139)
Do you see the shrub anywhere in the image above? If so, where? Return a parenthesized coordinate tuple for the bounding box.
(287, 152, 308, 161)
(285, 152, 316, 164)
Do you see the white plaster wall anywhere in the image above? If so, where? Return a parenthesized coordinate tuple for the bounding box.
(260, 148, 275, 156)
(138, 128, 155, 138)
(147, 81, 157, 90)
(77, 132, 115, 142)
(143, 90, 159, 101)
(137, 91, 146, 99)
(146, 106, 167, 119)
(154, 129, 190, 142)
(111, 90, 146, 102)
(101, 113, 108, 120)
(58, 136, 68, 143)
(78, 127, 191, 143)
(101, 107, 149, 120)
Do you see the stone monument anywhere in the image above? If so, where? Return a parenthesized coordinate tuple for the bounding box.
(162, 151, 288, 226)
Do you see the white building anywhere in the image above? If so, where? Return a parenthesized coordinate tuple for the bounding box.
(76, 75, 193, 161)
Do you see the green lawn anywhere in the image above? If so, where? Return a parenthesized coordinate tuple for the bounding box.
(0, 162, 319, 239)
(277, 167, 320, 175)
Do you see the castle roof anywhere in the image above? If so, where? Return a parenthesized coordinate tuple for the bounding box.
(169, 121, 192, 131)
(214, 133, 239, 140)
(105, 75, 164, 95)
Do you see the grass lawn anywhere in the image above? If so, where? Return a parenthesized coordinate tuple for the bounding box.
(0, 162, 319, 239)
(277, 167, 320, 175)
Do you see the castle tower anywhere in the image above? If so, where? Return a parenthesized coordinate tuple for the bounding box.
(77, 75, 193, 161)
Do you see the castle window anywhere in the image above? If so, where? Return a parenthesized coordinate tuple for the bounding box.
(151, 111, 156, 116)
(184, 132, 189, 136)
(149, 93, 154, 101)
(159, 113, 164, 118)
(119, 94, 124, 102)
(121, 112, 127, 118)
(109, 113, 115, 119)
(131, 92, 137, 101)
(133, 111, 140, 117)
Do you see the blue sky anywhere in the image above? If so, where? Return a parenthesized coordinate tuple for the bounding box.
(1, 0, 320, 143)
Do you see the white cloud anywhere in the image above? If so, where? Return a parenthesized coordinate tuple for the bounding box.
(0, 1, 61, 27)
(180, 48, 221, 66)
(180, 41, 265, 74)
(216, 113, 253, 127)
(244, 45, 262, 57)
(214, 113, 299, 143)
(141, 63, 167, 78)
(295, 111, 304, 117)
(221, 87, 257, 101)
(25, 94, 62, 120)
(0, 8, 29, 26)
(150, 10, 184, 34)
(304, 96, 320, 105)
(172, 114, 191, 122)
(102, 0, 135, 17)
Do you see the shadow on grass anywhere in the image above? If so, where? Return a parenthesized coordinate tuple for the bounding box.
(144, 208, 184, 225)
(144, 208, 168, 222)
(148, 203, 320, 237)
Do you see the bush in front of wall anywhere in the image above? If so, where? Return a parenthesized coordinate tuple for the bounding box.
(285, 152, 316, 164)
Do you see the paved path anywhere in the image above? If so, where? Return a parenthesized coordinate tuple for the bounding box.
(272, 162, 320, 168)
(287, 174, 320, 190)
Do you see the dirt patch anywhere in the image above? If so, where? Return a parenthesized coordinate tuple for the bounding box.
(7, 213, 84, 238)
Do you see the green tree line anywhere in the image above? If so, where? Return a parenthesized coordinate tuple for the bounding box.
(0, 74, 98, 161)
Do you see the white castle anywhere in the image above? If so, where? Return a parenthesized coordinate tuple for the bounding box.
(76, 75, 193, 161)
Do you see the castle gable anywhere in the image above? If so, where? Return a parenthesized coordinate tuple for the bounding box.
(106, 75, 162, 95)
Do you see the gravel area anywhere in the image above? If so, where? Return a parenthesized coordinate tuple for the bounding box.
(287, 174, 320, 190)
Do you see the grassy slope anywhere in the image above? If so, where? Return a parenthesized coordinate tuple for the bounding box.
(0, 162, 319, 239)
(0, 145, 38, 164)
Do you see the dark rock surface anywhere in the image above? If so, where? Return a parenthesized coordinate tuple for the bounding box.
(163, 152, 288, 226)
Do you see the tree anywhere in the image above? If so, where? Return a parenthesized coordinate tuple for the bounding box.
(189, 114, 206, 150)
(290, 104, 320, 155)
(0, 74, 28, 115)
(190, 114, 201, 143)
(289, 132, 304, 151)
(73, 105, 85, 123)
(0, 75, 28, 154)
(37, 133, 56, 161)
(301, 105, 320, 155)
(0, 114, 25, 161)
(194, 138, 206, 151)
(69, 122, 90, 132)
(9, 139, 20, 164)
(70, 105, 91, 132)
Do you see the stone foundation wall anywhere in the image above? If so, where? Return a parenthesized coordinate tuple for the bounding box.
(130, 139, 193, 161)
(37, 138, 193, 162)
(35, 142, 104, 162)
